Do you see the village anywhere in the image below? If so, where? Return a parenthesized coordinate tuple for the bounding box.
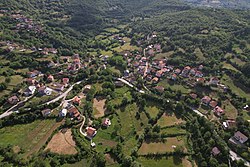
(0, 8, 249, 167)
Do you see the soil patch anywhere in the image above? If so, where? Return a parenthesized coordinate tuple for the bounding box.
(45, 129, 77, 155)
(93, 97, 107, 118)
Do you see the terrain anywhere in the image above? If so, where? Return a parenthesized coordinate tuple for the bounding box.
(0, 0, 250, 167)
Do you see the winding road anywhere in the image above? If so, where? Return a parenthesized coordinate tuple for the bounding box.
(79, 114, 86, 136)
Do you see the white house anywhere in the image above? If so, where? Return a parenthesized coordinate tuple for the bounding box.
(24, 86, 36, 96)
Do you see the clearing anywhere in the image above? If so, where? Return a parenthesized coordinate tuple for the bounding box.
(138, 156, 186, 167)
(93, 97, 107, 118)
(157, 113, 185, 127)
(45, 129, 77, 155)
(138, 137, 186, 155)
(221, 100, 238, 119)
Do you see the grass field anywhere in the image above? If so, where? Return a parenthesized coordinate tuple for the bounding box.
(221, 100, 238, 119)
(145, 100, 161, 119)
(222, 63, 240, 72)
(138, 156, 184, 167)
(138, 137, 186, 155)
(0, 119, 57, 157)
(230, 57, 246, 66)
(161, 126, 186, 136)
(104, 27, 119, 33)
(194, 48, 205, 61)
(154, 51, 174, 59)
(221, 74, 250, 100)
(113, 43, 139, 52)
(157, 113, 185, 127)
(158, 79, 190, 94)
(110, 87, 132, 106)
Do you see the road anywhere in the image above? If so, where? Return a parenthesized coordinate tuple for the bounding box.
(79, 114, 86, 136)
(117, 78, 145, 94)
(230, 150, 250, 167)
(46, 80, 83, 105)
(0, 95, 34, 119)
(192, 108, 207, 119)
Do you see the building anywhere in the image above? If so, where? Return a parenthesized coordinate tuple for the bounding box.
(86, 127, 97, 139)
(47, 75, 54, 82)
(189, 93, 198, 99)
(8, 96, 19, 105)
(213, 106, 225, 117)
(83, 85, 91, 93)
(201, 96, 211, 106)
(229, 131, 249, 146)
(115, 81, 124, 87)
(26, 78, 36, 85)
(72, 96, 81, 105)
(38, 86, 52, 96)
(222, 120, 236, 129)
(154, 86, 165, 93)
(55, 84, 64, 92)
(209, 100, 218, 108)
(59, 109, 67, 117)
(102, 118, 111, 127)
(211, 147, 220, 156)
(68, 106, 80, 120)
(210, 77, 219, 85)
(24, 86, 36, 96)
(62, 78, 69, 86)
(41, 109, 51, 117)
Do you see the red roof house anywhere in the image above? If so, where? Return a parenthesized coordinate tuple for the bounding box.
(213, 106, 225, 116)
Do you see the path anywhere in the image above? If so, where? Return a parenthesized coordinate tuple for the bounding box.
(230, 150, 250, 167)
(79, 114, 86, 136)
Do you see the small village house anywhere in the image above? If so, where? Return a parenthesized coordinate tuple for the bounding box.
(24, 86, 36, 96)
(213, 106, 225, 117)
(47, 75, 54, 82)
(62, 78, 69, 86)
(38, 86, 52, 96)
(41, 109, 51, 117)
(83, 85, 91, 93)
(229, 131, 248, 146)
(211, 147, 220, 156)
(59, 109, 67, 117)
(8, 96, 19, 105)
(86, 127, 97, 139)
(72, 96, 81, 105)
(102, 118, 111, 127)
(201, 96, 211, 106)
(209, 100, 218, 108)
(210, 77, 219, 85)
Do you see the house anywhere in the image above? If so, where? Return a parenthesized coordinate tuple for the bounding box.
(47, 75, 54, 82)
(198, 65, 204, 70)
(86, 127, 97, 139)
(27, 70, 41, 78)
(210, 77, 219, 85)
(171, 73, 177, 81)
(24, 86, 36, 96)
(8, 96, 19, 105)
(152, 77, 159, 83)
(38, 86, 52, 96)
(195, 71, 203, 78)
(190, 68, 197, 76)
(26, 78, 36, 85)
(211, 147, 220, 156)
(83, 85, 91, 93)
(115, 81, 124, 87)
(41, 109, 51, 117)
(181, 66, 191, 77)
(174, 69, 181, 74)
(156, 70, 163, 78)
(102, 118, 111, 127)
(72, 96, 81, 105)
(62, 78, 69, 86)
(209, 100, 218, 108)
(189, 93, 198, 99)
(68, 106, 80, 119)
(55, 84, 64, 92)
(59, 109, 67, 117)
(154, 86, 165, 93)
(213, 106, 225, 116)
(201, 96, 211, 105)
(229, 131, 248, 145)
(196, 78, 205, 84)
(223, 120, 236, 129)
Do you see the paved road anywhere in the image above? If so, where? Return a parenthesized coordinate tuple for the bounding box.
(0, 95, 34, 119)
(117, 78, 145, 94)
(230, 150, 250, 166)
(46, 80, 83, 105)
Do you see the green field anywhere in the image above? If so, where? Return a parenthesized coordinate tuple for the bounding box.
(138, 157, 184, 167)
(221, 74, 250, 100)
(145, 100, 161, 119)
(157, 113, 185, 127)
(158, 79, 191, 94)
(0, 119, 56, 154)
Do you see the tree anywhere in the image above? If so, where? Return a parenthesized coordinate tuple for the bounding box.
(122, 156, 133, 167)
(93, 153, 106, 167)
(5, 77, 11, 84)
